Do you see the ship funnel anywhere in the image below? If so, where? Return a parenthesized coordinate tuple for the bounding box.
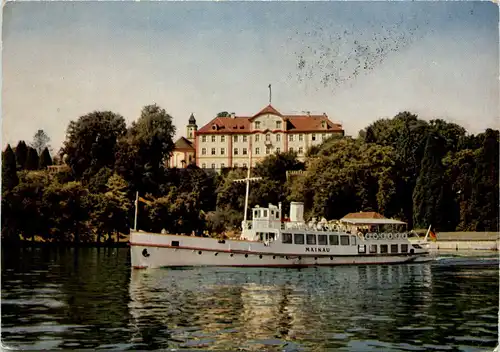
(289, 202, 304, 223)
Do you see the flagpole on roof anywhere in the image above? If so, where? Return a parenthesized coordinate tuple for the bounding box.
(268, 84, 272, 105)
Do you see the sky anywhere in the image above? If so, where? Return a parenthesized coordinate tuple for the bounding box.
(2, 1, 499, 152)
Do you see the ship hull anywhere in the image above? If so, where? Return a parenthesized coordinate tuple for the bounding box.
(130, 231, 431, 269)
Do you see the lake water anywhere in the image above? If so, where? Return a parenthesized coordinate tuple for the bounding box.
(1, 247, 499, 351)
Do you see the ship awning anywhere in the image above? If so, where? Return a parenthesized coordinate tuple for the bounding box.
(340, 218, 407, 225)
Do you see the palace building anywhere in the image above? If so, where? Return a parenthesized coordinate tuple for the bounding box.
(195, 104, 344, 170)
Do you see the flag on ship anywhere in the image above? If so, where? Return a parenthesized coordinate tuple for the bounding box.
(428, 229, 437, 242)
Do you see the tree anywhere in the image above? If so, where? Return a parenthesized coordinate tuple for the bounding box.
(25, 147, 39, 171)
(39, 147, 53, 169)
(115, 104, 176, 195)
(32, 129, 51, 155)
(2, 144, 18, 193)
(412, 132, 452, 230)
(216, 111, 230, 117)
(14, 141, 28, 171)
(62, 111, 127, 179)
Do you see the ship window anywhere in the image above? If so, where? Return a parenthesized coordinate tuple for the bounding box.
(258, 233, 263, 241)
(282, 233, 292, 244)
(318, 235, 328, 245)
(351, 236, 357, 245)
(380, 244, 388, 254)
(358, 245, 366, 253)
(369, 244, 377, 254)
(271, 210, 274, 217)
(329, 235, 339, 245)
(254, 210, 259, 218)
(268, 233, 275, 241)
(171, 241, 179, 247)
(306, 234, 316, 245)
(401, 244, 408, 253)
(275, 212, 279, 219)
(391, 244, 398, 253)
(294, 234, 305, 245)
(340, 235, 350, 245)
(263, 210, 268, 217)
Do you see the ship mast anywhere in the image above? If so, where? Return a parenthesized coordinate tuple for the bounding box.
(233, 141, 261, 224)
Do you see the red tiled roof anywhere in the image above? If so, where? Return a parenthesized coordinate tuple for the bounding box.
(343, 211, 386, 219)
(174, 137, 195, 151)
(252, 104, 283, 118)
(196, 105, 343, 134)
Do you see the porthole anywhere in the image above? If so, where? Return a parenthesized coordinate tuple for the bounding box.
(273, 256, 276, 259)
(230, 254, 234, 257)
(215, 252, 218, 256)
(259, 255, 263, 259)
(142, 249, 150, 258)
(245, 254, 248, 258)
(330, 256, 333, 260)
(198, 251, 202, 255)
(285, 256, 289, 260)
(298, 256, 302, 260)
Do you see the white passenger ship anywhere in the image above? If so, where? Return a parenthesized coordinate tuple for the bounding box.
(130, 162, 432, 269)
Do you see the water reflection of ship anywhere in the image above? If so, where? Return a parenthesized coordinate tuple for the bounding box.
(127, 265, 434, 350)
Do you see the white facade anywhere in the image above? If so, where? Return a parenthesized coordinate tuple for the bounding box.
(195, 106, 344, 170)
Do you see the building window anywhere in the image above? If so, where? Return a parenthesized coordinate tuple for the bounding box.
(255, 135, 260, 142)
(322, 134, 326, 140)
(276, 147, 281, 153)
(243, 148, 248, 155)
(289, 135, 294, 141)
(276, 121, 282, 129)
(212, 135, 216, 142)
(289, 147, 294, 153)
(322, 121, 326, 128)
(266, 134, 270, 141)
(298, 147, 303, 154)
(243, 163, 247, 168)
(202, 163, 206, 168)
(266, 147, 270, 155)
(312, 134, 316, 141)
(234, 148, 238, 155)
(276, 134, 281, 142)
(221, 163, 225, 169)
(234, 163, 238, 168)
(211, 148, 216, 155)
(255, 121, 261, 129)
(202, 148, 207, 155)
(221, 136, 225, 143)
(202, 136, 207, 143)
(255, 147, 260, 155)
(299, 134, 303, 141)
(234, 135, 238, 142)
(211, 163, 216, 169)
(221, 148, 225, 155)
(243, 135, 248, 142)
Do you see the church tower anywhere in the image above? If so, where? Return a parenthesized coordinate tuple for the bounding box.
(187, 113, 197, 142)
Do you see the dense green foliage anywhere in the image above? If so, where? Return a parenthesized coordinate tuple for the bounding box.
(1, 106, 498, 244)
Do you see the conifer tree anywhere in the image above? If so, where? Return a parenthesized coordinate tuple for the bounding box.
(2, 144, 19, 193)
(39, 147, 53, 169)
(25, 147, 39, 170)
(15, 141, 28, 170)
(412, 132, 448, 229)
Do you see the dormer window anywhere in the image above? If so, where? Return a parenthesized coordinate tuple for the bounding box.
(255, 121, 261, 129)
(212, 124, 217, 130)
(321, 121, 326, 129)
